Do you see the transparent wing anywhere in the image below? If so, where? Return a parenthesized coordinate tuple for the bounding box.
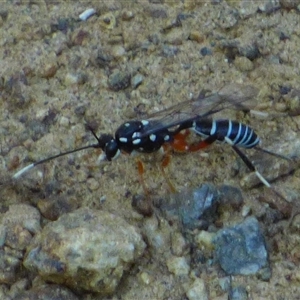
(137, 84, 258, 137)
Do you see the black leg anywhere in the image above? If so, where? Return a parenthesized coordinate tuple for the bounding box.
(231, 145, 271, 188)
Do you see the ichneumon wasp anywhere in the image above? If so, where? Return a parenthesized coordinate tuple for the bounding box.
(12, 84, 291, 198)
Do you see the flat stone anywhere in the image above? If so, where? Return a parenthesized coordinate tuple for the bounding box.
(24, 208, 146, 295)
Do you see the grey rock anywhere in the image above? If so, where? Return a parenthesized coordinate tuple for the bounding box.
(13, 283, 78, 300)
(37, 195, 79, 221)
(23, 208, 146, 295)
(161, 45, 179, 57)
(131, 73, 144, 89)
(220, 39, 260, 61)
(162, 184, 219, 230)
(217, 4, 239, 29)
(0, 225, 6, 248)
(219, 185, 244, 210)
(229, 285, 248, 300)
(218, 276, 231, 291)
(280, 0, 300, 9)
(108, 70, 130, 91)
(258, 0, 281, 13)
(2, 204, 41, 250)
(0, 248, 22, 284)
(213, 217, 269, 275)
(64, 72, 87, 86)
(200, 47, 212, 56)
(186, 278, 208, 300)
(6, 278, 29, 299)
(238, 44, 260, 60)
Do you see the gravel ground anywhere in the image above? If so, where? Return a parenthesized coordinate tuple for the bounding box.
(1, 1, 300, 299)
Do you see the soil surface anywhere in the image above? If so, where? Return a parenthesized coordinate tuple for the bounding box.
(1, 1, 300, 299)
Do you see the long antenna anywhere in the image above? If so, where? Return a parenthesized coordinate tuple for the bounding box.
(12, 125, 115, 180)
(255, 146, 292, 161)
(12, 143, 100, 179)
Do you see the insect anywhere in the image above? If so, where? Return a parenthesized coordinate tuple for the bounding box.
(11, 84, 288, 195)
(12, 85, 252, 173)
(170, 118, 290, 190)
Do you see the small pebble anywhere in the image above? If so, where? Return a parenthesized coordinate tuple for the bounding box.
(290, 214, 300, 232)
(111, 45, 126, 58)
(274, 102, 288, 112)
(239, 44, 260, 60)
(219, 185, 244, 210)
(99, 195, 106, 204)
(99, 12, 116, 29)
(108, 70, 130, 91)
(279, 85, 291, 95)
(280, 0, 298, 9)
(71, 29, 89, 46)
(6, 225, 33, 251)
(7, 278, 30, 298)
(131, 74, 144, 89)
(200, 47, 212, 56)
(218, 5, 238, 29)
(166, 256, 190, 276)
(121, 9, 134, 21)
(218, 276, 231, 291)
(79, 8, 96, 21)
(59, 116, 70, 127)
(195, 230, 215, 251)
(189, 31, 204, 43)
(186, 278, 208, 300)
(149, 8, 168, 19)
(40, 63, 57, 79)
(257, 266, 272, 281)
(175, 184, 219, 230)
(234, 56, 254, 71)
(64, 73, 87, 85)
(132, 194, 153, 217)
(229, 286, 248, 300)
(87, 177, 100, 191)
(241, 205, 251, 217)
(0, 225, 7, 247)
(162, 45, 179, 57)
(13, 284, 79, 299)
(37, 196, 78, 221)
(139, 271, 153, 285)
(142, 217, 171, 254)
(171, 232, 187, 256)
(74, 105, 86, 116)
(258, 1, 281, 14)
(35, 108, 50, 121)
(3, 204, 41, 235)
(54, 18, 70, 33)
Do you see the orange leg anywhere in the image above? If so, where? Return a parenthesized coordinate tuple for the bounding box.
(136, 159, 149, 196)
(160, 146, 177, 193)
(161, 150, 171, 168)
(136, 153, 176, 195)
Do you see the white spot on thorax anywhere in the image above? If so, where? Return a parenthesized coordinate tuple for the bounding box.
(133, 138, 141, 145)
(150, 134, 156, 142)
(119, 137, 128, 143)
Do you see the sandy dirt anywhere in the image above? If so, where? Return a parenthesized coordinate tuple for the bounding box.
(1, 1, 300, 299)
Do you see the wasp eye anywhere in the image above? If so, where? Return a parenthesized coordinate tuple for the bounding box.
(105, 139, 120, 161)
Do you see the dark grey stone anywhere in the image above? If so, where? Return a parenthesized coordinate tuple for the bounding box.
(213, 217, 269, 275)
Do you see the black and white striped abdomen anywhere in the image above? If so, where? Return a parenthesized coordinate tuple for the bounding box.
(193, 119, 260, 148)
